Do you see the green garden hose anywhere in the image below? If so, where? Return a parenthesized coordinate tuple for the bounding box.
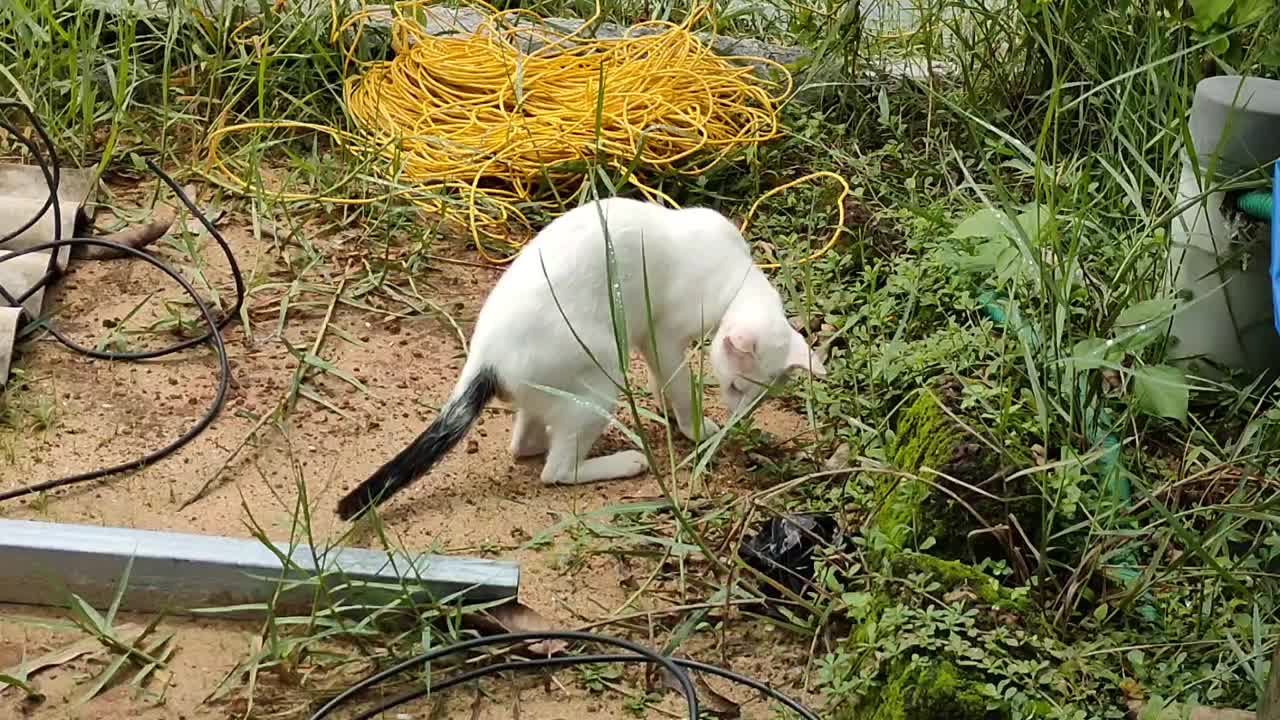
(1238, 189, 1273, 221)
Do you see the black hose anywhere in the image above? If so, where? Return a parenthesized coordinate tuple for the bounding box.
(0, 102, 242, 502)
(308, 630, 821, 720)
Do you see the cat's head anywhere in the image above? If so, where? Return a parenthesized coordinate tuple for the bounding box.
(709, 317, 826, 415)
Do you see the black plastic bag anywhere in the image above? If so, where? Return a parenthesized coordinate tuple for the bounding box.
(739, 513, 841, 599)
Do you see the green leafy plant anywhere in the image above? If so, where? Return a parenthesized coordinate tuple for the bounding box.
(1069, 297, 1189, 422)
(946, 205, 1189, 422)
(578, 662, 625, 692)
(1183, 0, 1280, 72)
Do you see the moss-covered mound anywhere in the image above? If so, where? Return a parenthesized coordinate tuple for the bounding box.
(871, 388, 1036, 564)
(834, 659, 1011, 720)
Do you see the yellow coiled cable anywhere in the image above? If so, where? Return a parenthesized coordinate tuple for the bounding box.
(206, 1, 848, 266)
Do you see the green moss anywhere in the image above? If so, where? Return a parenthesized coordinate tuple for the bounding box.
(893, 553, 1030, 612)
(836, 660, 1009, 720)
(874, 391, 1034, 564)
(891, 392, 959, 474)
(873, 392, 967, 552)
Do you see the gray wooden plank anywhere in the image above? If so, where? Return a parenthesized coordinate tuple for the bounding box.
(0, 519, 519, 619)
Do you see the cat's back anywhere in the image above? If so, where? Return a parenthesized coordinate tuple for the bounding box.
(532, 196, 676, 254)
(668, 205, 751, 263)
(510, 197, 743, 263)
(494, 197, 675, 282)
(467, 197, 755, 372)
(480, 197, 749, 318)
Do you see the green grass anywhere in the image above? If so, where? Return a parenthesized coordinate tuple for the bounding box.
(3, 0, 1280, 718)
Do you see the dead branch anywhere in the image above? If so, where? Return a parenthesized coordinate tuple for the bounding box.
(74, 206, 177, 260)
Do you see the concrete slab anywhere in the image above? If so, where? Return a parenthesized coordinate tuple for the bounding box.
(82, 0, 951, 80)
(0, 248, 49, 319)
(0, 164, 97, 271)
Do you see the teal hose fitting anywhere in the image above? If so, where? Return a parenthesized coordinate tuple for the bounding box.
(1239, 189, 1273, 221)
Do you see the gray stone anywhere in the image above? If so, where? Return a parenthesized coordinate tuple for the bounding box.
(83, 0, 951, 83)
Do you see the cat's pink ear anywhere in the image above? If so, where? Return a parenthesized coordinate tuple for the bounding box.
(724, 330, 757, 358)
(786, 331, 827, 377)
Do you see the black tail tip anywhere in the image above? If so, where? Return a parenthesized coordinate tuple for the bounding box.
(336, 486, 377, 521)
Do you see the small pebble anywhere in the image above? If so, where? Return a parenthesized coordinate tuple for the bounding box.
(823, 443, 851, 472)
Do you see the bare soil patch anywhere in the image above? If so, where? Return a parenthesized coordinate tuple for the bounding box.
(0, 186, 823, 719)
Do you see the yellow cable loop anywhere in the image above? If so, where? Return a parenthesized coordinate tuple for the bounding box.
(205, 0, 847, 267)
(740, 170, 851, 270)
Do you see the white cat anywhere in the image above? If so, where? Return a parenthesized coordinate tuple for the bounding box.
(337, 197, 826, 520)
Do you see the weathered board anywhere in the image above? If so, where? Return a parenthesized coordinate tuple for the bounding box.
(0, 519, 520, 619)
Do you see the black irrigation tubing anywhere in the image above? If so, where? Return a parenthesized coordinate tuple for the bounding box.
(0, 101, 244, 502)
(307, 630, 821, 720)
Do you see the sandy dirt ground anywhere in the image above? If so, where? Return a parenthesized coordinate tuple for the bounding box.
(0, 186, 824, 719)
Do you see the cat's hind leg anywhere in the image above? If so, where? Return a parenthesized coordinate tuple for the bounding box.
(540, 401, 647, 485)
(510, 410, 549, 458)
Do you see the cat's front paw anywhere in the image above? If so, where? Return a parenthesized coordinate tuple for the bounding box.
(680, 417, 720, 442)
(611, 450, 650, 478)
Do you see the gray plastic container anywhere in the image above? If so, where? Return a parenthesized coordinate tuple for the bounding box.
(1168, 75, 1280, 378)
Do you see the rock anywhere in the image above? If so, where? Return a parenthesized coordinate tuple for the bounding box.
(823, 442, 851, 472)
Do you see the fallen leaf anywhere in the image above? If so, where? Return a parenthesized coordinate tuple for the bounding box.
(823, 443, 851, 472)
(694, 674, 741, 718)
(657, 660, 740, 718)
(470, 602, 568, 657)
(943, 588, 979, 605)
(0, 624, 143, 698)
